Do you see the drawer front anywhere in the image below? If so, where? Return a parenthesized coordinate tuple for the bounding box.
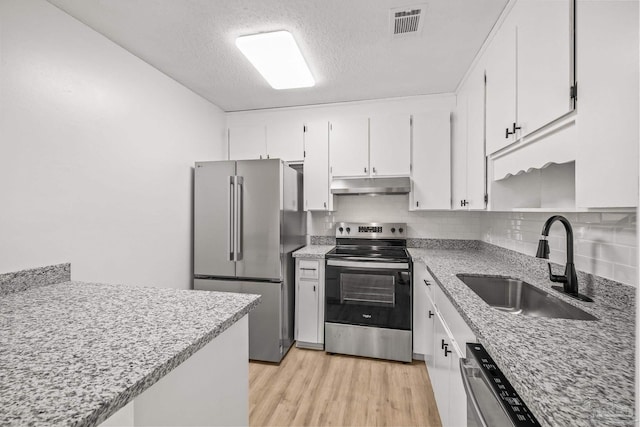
(423, 269, 436, 304)
(298, 260, 320, 280)
(434, 284, 476, 356)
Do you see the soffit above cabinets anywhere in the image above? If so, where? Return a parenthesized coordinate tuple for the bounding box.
(46, 0, 508, 112)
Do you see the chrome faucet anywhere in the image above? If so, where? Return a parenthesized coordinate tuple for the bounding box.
(535, 215, 593, 302)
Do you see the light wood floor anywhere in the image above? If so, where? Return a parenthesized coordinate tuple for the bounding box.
(249, 346, 442, 427)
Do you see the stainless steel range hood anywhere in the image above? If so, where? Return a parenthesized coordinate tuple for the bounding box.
(330, 177, 411, 195)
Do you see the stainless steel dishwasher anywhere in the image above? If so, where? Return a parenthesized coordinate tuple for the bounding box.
(460, 343, 541, 427)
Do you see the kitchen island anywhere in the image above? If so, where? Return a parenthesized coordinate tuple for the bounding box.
(0, 264, 260, 427)
(409, 244, 635, 427)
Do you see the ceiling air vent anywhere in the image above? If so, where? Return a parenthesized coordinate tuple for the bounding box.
(390, 4, 426, 38)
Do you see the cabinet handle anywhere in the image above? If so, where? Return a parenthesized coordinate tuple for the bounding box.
(512, 122, 521, 133)
(300, 268, 317, 271)
(460, 199, 469, 207)
(267, 154, 270, 159)
(444, 347, 452, 357)
(416, 201, 419, 208)
(372, 167, 376, 174)
(423, 279, 431, 286)
(364, 167, 367, 173)
(506, 123, 521, 139)
(428, 310, 434, 318)
(313, 285, 316, 292)
(441, 339, 447, 350)
(323, 201, 327, 208)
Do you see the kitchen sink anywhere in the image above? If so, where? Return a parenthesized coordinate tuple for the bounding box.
(456, 274, 598, 321)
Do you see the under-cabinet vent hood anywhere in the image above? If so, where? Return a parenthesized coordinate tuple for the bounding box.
(331, 177, 411, 195)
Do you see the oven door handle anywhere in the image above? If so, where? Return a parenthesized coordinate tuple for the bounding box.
(326, 259, 410, 270)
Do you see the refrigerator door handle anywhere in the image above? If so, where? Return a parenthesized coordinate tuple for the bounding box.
(235, 176, 244, 261)
(228, 175, 235, 261)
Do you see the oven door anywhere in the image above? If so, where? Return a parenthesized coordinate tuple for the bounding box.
(325, 259, 411, 330)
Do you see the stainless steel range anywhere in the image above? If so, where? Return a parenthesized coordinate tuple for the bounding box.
(324, 222, 412, 362)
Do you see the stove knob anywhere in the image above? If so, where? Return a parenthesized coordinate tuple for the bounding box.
(338, 227, 344, 234)
(399, 228, 404, 233)
(346, 227, 351, 234)
(390, 227, 396, 233)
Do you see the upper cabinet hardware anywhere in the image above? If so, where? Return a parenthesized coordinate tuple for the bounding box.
(423, 279, 431, 286)
(505, 122, 521, 138)
(460, 199, 469, 207)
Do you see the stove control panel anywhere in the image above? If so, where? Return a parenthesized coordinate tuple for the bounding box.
(335, 222, 407, 239)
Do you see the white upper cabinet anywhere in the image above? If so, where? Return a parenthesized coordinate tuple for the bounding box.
(485, 0, 574, 155)
(228, 125, 266, 160)
(575, 0, 638, 208)
(328, 117, 369, 177)
(410, 111, 451, 210)
(516, 0, 573, 136)
(303, 121, 333, 211)
(369, 114, 411, 176)
(228, 122, 304, 162)
(453, 66, 486, 211)
(265, 122, 304, 161)
(485, 13, 517, 155)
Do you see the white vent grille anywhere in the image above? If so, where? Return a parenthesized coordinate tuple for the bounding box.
(390, 5, 426, 38)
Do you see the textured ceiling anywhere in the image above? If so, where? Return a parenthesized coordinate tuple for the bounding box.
(46, 0, 508, 112)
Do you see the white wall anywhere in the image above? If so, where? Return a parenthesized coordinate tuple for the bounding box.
(0, 0, 227, 289)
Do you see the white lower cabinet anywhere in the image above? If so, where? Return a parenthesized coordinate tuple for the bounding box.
(295, 259, 325, 349)
(413, 262, 476, 427)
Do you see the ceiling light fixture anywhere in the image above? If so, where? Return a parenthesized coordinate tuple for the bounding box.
(235, 30, 315, 90)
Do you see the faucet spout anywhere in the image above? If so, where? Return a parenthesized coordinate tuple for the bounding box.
(536, 215, 593, 302)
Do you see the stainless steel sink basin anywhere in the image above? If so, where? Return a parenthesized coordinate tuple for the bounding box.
(456, 274, 598, 321)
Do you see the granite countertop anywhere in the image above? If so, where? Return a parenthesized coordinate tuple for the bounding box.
(292, 245, 335, 259)
(408, 246, 636, 427)
(0, 274, 260, 426)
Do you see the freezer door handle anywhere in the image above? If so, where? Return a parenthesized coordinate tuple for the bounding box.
(235, 176, 244, 261)
(228, 175, 235, 261)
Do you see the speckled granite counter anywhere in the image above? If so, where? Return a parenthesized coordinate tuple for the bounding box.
(0, 271, 260, 426)
(292, 245, 335, 259)
(408, 245, 636, 427)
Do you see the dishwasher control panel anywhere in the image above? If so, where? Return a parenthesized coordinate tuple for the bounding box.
(467, 343, 541, 426)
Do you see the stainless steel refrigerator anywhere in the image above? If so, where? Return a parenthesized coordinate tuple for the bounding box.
(193, 159, 305, 362)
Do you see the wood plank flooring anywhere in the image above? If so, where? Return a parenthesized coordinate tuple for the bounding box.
(249, 346, 442, 426)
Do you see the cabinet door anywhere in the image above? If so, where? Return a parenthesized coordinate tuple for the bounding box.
(303, 121, 331, 211)
(465, 66, 487, 211)
(266, 122, 304, 161)
(228, 125, 266, 160)
(431, 312, 451, 426)
(424, 296, 436, 369)
(485, 14, 517, 155)
(329, 117, 369, 177)
(575, 0, 639, 208)
(412, 266, 428, 356)
(447, 343, 467, 427)
(369, 114, 411, 176)
(516, 0, 573, 136)
(411, 111, 451, 210)
(451, 89, 468, 211)
(296, 279, 319, 344)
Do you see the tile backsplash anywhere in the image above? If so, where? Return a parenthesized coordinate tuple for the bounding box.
(482, 211, 637, 287)
(308, 195, 638, 286)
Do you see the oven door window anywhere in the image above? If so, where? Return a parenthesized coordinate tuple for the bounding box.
(340, 273, 395, 307)
(325, 266, 411, 330)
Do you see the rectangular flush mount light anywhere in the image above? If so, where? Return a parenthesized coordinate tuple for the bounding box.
(236, 30, 315, 90)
